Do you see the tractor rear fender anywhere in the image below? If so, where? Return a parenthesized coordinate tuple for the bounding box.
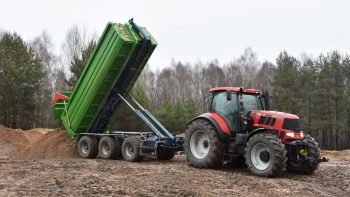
(245, 128, 279, 144)
(187, 113, 232, 140)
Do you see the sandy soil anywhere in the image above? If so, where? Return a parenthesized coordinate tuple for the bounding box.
(0, 125, 53, 159)
(0, 125, 349, 196)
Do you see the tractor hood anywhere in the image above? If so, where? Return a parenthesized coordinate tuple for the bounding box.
(250, 110, 304, 142)
(249, 110, 299, 120)
(249, 110, 303, 138)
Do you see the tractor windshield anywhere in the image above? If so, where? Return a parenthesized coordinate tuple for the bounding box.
(242, 94, 263, 116)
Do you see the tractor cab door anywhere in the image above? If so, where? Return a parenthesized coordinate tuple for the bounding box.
(210, 91, 238, 132)
(240, 94, 264, 131)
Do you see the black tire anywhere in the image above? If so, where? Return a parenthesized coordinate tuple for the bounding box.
(78, 136, 99, 158)
(286, 135, 320, 175)
(122, 136, 144, 162)
(245, 133, 287, 177)
(184, 119, 225, 168)
(156, 148, 175, 160)
(98, 137, 121, 159)
(227, 156, 246, 168)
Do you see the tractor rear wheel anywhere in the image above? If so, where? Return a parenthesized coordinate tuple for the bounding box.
(122, 136, 144, 162)
(286, 135, 320, 175)
(245, 133, 287, 177)
(184, 119, 225, 168)
(98, 137, 121, 159)
(78, 136, 99, 158)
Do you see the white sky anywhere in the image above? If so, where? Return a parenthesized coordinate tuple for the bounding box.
(0, 0, 349, 70)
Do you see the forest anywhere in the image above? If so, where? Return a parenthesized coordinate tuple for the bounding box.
(0, 27, 349, 150)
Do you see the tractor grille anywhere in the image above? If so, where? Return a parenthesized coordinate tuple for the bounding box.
(258, 116, 276, 126)
(282, 119, 301, 132)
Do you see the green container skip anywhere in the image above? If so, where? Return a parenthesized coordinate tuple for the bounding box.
(53, 20, 157, 138)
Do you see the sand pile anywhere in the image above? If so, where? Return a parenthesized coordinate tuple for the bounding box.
(11, 129, 79, 160)
(0, 125, 52, 159)
(0, 125, 78, 160)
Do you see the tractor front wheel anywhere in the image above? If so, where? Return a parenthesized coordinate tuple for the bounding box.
(286, 135, 320, 175)
(184, 119, 225, 168)
(245, 133, 287, 177)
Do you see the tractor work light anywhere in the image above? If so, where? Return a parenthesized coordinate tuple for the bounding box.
(285, 132, 295, 138)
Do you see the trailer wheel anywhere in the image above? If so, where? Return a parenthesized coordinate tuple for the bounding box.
(122, 136, 144, 162)
(286, 135, 320, 175)
(245, 133, 287, 177)
(78, 136, 99, 158)
(156, 148, 175, 160)
(99, 137, 121, 159)
(184, 119, 225, 168)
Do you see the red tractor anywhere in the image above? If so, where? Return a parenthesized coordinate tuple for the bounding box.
(184, 87, 327, 177)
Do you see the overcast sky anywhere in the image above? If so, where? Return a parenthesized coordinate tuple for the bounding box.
(0, 0, 349, 70)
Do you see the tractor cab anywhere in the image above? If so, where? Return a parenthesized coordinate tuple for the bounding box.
(208, 87, 268, 133)
(207, 87, 305, 142)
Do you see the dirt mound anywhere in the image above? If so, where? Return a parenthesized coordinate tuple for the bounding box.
(11, 129, 78, 160)
(0, 125, 52, 159)
(322, 150, 350, 161)
(0, 125, 77, 160)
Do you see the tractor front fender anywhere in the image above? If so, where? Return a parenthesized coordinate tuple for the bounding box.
(245, 128, 279, 144)
(187, 113, 232, 140)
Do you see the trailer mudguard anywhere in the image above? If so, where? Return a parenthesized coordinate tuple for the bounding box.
(188, 112, 232, 140)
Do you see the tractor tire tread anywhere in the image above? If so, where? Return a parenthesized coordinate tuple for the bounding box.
(244, 133, 287, 177)
(184, 119, 225, 169)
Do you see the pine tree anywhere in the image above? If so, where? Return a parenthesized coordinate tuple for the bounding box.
(0, 32, 45, 129)
(69, 40, 96, 88)
(272, 51, 302, 114)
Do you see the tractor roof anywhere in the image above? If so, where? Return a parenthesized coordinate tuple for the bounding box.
(209, 87, 261, 94)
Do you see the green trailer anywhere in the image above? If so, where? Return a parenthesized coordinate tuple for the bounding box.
(53, 19, 183, 162)
(53, 19, 157, 138)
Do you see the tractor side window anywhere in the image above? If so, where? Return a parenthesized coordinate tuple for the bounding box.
(211, 92, 238, 131)
(242, 94, 263, 116)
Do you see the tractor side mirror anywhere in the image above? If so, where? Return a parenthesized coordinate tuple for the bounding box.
(226, 91, 232, 101)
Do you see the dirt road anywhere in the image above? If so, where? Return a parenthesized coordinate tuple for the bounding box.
(0, 126, 349, 196)
(0, 153, 349, 197)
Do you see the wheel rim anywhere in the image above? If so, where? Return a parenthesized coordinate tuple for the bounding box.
(125, 143, 134, 157)
(251, 143, 271, 171)
(81, 142, 89, 154)
(101, 142, 110, 155)
(190, 130, 210, 159)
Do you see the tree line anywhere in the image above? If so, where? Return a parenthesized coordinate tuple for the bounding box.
(0, 28, 349, 150)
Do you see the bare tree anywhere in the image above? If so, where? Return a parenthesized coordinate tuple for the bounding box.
(53, 66, 69, 93)
(31, 31, 58, 89)
(254, 61, 275, 90)
(31, 31, 59, 127)
(235, 47, 260, 87)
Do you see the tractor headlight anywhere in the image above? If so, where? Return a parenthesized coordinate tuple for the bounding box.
(300, 132, 304, 138)
(285, 132, 295, 138)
